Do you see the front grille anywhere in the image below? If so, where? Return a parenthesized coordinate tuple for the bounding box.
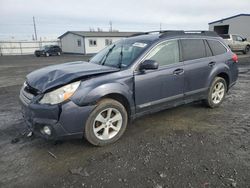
(24, 84, 39, 95)
(20, 84, 38, 105)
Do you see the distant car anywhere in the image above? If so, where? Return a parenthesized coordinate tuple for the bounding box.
(220, 34, 250, 54)
(20, 30, 238, 146)
(35, 45, 62, 57)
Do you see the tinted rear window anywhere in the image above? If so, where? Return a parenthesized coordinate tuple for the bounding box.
(181, 39, 206, 61)
(220, 34, 230, 39)
(207, 40, 227, 56)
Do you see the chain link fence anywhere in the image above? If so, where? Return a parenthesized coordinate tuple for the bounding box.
(0, 40, 61, 56)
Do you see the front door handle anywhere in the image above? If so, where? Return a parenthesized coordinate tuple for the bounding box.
(208, 62, 216, 67)
(173, 68, 184, 75)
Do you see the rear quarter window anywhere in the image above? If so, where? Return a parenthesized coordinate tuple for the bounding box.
(207, 40, 227, 56)
(181, 39, 206, 61)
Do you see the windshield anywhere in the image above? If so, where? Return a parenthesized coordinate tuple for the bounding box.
(89, 39, 150, 68)
(41, 45, 51, 50)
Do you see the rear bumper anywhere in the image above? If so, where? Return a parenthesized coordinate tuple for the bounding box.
(20, 97, 95, 140)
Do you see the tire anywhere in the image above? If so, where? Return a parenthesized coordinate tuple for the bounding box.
(84, 99, 128, 146)
(205, 77, 227, 108)
(45, 52, 50, 57)
(35, 54, 40, 57)
(57, 52, 61, 56)
(243, 45, 249, 54)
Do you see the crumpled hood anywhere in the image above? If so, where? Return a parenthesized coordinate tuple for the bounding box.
(26, 61, 119, 93)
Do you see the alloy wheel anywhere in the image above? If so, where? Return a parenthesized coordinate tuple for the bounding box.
(211, 82, 225, 104)
(93, 108, 123, 140)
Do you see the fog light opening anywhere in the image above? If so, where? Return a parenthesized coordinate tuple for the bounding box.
(42, 126, 52, 136)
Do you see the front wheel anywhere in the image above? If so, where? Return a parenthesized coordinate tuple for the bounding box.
(243, 45, 249, 54)
(84, 99, 128, 146)
(205, 77, 227, 108)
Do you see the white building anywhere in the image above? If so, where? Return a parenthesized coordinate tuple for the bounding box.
(209, 14, 250, 40)
(58, 31, 138, 54)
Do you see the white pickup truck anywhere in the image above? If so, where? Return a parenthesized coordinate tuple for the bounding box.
(220, 34, 250, 54)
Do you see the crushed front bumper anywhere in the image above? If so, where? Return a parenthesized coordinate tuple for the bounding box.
(20, 86, 95, 140)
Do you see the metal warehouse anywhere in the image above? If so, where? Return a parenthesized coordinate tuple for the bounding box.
(58, 31, 138, 54)
(209, 14, 250, 40)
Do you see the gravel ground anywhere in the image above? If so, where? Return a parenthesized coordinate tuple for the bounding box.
(0, 54, 249, 188)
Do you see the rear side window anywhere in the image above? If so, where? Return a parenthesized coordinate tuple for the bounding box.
(204, 40, 213, 57)
(207, 40, 227, 56)
(181, 39, 206, 61)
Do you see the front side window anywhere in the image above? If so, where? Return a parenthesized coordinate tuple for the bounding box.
(181, 39, 206, 61)
(236, 36, 243, 42)
(89, 39, 97, 47)
(144, 40, 179, 66)
(207, 40, 227, 56)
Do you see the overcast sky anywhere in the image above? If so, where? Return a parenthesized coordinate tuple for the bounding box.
(0, 0, 249, 40)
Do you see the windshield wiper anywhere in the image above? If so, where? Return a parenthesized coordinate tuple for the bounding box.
(101, 45, 115, 66)
(118, 50, 123, 69)
(117, 42, 124, 69)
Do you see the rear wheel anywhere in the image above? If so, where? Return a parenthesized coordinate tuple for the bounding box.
(205, 77, 227, 108)
(243, 45, 250, 54)
(84, 99, 128, 146)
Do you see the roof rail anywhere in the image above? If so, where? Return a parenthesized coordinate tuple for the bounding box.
(130, 30, 219, 38)
(130, 30, 184, 37)
(160, 30, 219, 38)
(183, 30, 219, 36)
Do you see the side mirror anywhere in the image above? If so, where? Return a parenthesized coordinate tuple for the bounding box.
(139, 60, 159, 71)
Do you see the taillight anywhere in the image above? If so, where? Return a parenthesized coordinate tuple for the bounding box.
(232, 54, 238, 63)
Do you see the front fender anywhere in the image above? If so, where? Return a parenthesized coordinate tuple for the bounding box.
(72, 79, 134, 108)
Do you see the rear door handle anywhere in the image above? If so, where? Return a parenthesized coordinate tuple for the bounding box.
(173, 68, 184, 75)
(208, 62, 216, 67)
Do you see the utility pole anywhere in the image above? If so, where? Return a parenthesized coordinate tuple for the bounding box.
(109, 21, 112, 32)
(33, 16, 37, 40)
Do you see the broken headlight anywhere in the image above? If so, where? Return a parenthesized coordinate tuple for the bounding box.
(39, 81, 80, 105)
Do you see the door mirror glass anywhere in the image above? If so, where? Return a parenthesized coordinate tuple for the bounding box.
(139, 60, 159, 70)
